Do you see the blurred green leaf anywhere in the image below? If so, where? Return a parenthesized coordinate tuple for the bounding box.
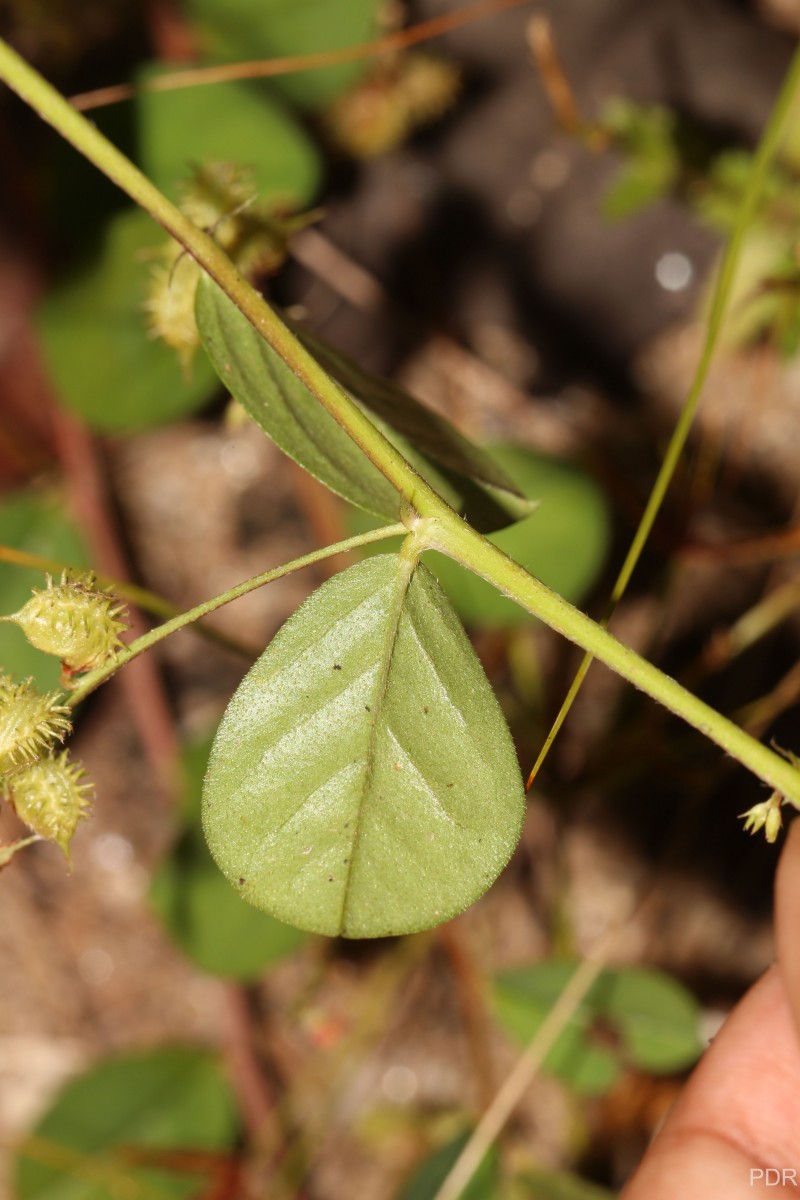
(137, 71, 321, 205)
(349, 445, 611, 629)
(494, 961, 701, 1097)
(15, 1048, 239, 1200)
(398, 1132, 497, 1200)
(602, 158, 676, 220)
(203, 555, 525, 938)
(37, 207, 218, 433)
(493, 968, 620, 1097)
(0, 491, 87, 690)
(46, 104, 138, 254)
(598, 967, 702, 1072)
(185, 0, 382, 107)
(150, 738, 307, 979)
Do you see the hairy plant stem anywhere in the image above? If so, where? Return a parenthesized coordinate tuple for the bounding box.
(66, 524, 407, 706)
(2, 39, 798, 805)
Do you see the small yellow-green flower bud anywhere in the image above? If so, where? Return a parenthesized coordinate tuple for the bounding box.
(7, 751, 93, 862)
(0, 675, 71, 775)
(740, 792, 784, 844)
(3, 572, 128, 677)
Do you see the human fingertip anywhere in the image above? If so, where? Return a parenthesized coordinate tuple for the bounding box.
(775, 812, 800, 1034)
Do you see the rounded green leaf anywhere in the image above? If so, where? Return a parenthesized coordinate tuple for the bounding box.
(37, 207, 218, 433)
(137, 72, 321, 205)
(492, 966, 620, 1096)
(15, 1048, 238, 1200)
(0, 490, 88, 690)
(203, 555, 526, 938)
(150, 738, 307, 979)
(598, 966, 702, 1072)
(493, 961, 701, 1096)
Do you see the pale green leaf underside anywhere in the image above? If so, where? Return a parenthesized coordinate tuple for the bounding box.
(195, 277, 534, 532)
(203, 555, 525, 937)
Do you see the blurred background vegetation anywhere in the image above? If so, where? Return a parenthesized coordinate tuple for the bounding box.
(1, 0, 800, 1196)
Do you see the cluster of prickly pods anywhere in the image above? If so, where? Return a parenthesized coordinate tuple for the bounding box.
(0, 572, 127, 864)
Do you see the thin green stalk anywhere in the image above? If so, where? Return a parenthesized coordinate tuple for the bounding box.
(0, 544, 257, 658)
(2, 41, 798, 807)
(527, 42, 800, 786)
(0, 834, 41, 867)
(66, 524, 406, 706)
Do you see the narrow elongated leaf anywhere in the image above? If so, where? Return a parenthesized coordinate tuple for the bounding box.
(298, 329, 536, 519)
(203, 555, 525, 937)
(197, 277, 399, 518)
(195, 278, 534, 531)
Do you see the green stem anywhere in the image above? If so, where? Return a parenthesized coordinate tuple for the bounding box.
(611, 43, 800, 606)
(66, 524, 406, 706)
(430, 519, 800, 807)
(0, 38, 449, 526)
(2, 40, 798, 806)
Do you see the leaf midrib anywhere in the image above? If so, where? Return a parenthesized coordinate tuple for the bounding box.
(338, 553, 416, 933)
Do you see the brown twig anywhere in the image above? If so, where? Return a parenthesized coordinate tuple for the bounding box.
(49, 408, 180, 791)
(438, 923, 496, 1111)
(69, 0, 533, 112)
(525, 15, 583, 136)
(222, 984, 277, 1143)
(680, 524, 800, 566)
(525, 14, 607, 149)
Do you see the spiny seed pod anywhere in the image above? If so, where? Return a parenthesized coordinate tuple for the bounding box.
(324, 53, 460, 158)
(0, 675, 71, 775)
(178, 161, 260, 241)
(7, 751, 93, 863)
(144, 162, 312, 371)
(143, 250, 202, 375)
(400, 54, 461, 125)
(3, 571, 128, 677)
